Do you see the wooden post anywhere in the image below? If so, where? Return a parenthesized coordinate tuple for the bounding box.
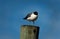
(20, 25, 40, 39)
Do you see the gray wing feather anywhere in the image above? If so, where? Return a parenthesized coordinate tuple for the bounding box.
(24, 13, 32, 19)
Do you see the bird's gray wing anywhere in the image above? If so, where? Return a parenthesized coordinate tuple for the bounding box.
(24, 13, 32, 19)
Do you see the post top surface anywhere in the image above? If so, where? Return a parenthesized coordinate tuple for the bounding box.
(21, 25, 40, 28)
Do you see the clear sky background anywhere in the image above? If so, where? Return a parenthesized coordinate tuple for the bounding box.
(0, 0, 60, 39)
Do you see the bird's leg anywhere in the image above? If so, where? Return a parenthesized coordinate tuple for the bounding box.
(33, 21, 35, 25)
(28, 21, 31, 25)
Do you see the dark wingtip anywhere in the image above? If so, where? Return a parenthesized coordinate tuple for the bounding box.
(23, 18, 27, 20)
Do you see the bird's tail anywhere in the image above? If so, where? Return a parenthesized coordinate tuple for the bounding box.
(23, 17, 27, 20)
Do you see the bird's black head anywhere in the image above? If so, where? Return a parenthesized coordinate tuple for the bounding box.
(34, 11, 38, 15)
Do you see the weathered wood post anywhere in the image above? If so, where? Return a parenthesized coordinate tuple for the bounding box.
(20, 25, 40, 39)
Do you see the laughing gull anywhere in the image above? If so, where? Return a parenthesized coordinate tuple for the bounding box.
(23, 11, 38, 24)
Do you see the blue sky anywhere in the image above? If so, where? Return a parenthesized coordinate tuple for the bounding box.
(0, 0, 60, 39)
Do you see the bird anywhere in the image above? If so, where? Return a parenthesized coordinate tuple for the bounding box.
(23, 11, 38, 24)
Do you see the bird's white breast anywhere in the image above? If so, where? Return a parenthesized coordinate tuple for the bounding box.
(27, 13, 37, 20)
